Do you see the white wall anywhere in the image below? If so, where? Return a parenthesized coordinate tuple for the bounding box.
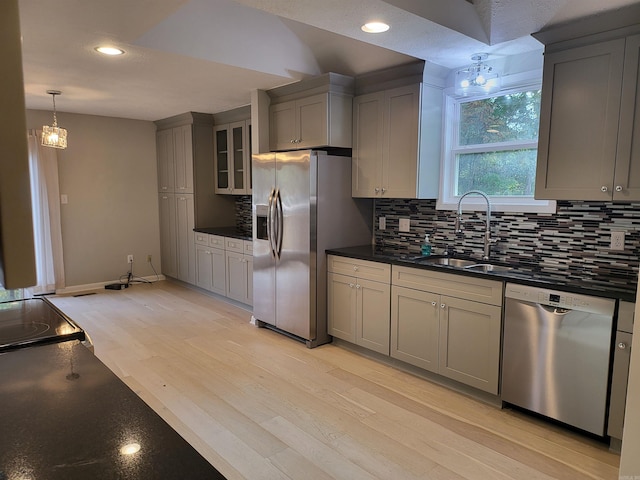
(26, 110, 160, 288)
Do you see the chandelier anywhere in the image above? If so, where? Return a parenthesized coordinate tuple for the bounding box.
(454, 53, 501, 96)
(42, 90, 68, 149)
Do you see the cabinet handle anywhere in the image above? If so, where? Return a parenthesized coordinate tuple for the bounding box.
(356, 284, 361, 289)
(381, 187, 386, 194)
(374, 187, 380, 194)
(353, 266, 358, 271)
(619, 342, 627, 350)
(601, 186, 608, 192)
(431, 301, 437, 307)
(349, 283, 355, 288)
(440, 304, 446, 309)
(616, 185, 623, 192)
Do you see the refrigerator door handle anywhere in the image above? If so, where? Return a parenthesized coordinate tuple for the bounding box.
(267, 188, 276, 257)
(275, 189, 283, 258)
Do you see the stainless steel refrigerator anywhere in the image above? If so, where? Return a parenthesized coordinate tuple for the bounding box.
(252, 150, 372, 347)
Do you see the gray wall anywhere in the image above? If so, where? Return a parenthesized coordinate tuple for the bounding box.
(26, 110, 160, 288)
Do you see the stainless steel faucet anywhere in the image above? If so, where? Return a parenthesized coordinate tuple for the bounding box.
(455, 190, 494, 260)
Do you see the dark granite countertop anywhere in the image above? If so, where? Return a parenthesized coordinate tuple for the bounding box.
(327, 245, 636, 302)
(194, 226, 251, 241)
(0, 341, 225, 480)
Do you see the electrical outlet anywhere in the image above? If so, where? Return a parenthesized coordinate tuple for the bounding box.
(147, 254, 152, 263)
(127, 254, 134, 264)
(379, 217, 386, 230)
(399, 218, 410, 233)
(611, 231, 625, 251)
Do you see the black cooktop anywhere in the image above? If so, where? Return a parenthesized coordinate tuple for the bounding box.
(0, 297, 84, 352)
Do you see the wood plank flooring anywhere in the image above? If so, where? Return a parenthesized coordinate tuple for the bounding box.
(48, 280, 620, 480)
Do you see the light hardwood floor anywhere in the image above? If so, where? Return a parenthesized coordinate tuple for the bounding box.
(48, 280, 620, 480)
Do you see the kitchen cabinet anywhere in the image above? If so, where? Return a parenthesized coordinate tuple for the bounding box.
(158, 193, 177, 278)
(352, 83, 442, 198)
(391, 265, 502, 394)
(266, 73, 354, 152)
(195, 233, 225, 295)
(155, 112, 236, 281)
(327, 256, 391, 355)
(225, 238, 253, 305)
(214, 120, 252, 195)
(269, 93, 352, 151)
(535, 32, 640, 201)
(157, 191, 198, 285)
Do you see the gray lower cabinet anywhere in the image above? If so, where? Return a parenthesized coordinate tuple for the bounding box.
(327, 256, 391, 355)
(195, 233, 225, 295)
(391, 265, 503, 395)
(225, 250, 252, 305)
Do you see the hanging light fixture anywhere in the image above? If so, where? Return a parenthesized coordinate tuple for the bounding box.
(454, 53, 501, 97)
(42, 90, 68, 149)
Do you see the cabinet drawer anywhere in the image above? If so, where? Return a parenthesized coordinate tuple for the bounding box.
(208, 235, 224, 249)
(392, 265, 503, 306)
(243, 240, 253, 256)
(327, 255, 390, 283)
(225, 237, 244, 253)
(195, 232, 209, 246)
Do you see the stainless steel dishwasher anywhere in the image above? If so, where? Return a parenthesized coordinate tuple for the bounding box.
(501, 283, 615, 436)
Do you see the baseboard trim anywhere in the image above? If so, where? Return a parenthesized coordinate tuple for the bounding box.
(55, 275, 166, 295)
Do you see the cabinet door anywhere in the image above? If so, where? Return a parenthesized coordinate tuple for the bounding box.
(156, 129, 174, 193)
(352, 91, 384, 197)
(356, 278, 391, 355)
(245, 255, 253, 306)
(230, 121, 246, 193)
(535, 39, 625, 200)
(390, 285, 439, 372)
(158, 193, 177, 278)
(195, 244, 213, 290)
(245, 120, 252, 193)
(226, 250, 250, 303)
(173, 125, 194, 193)
(438, 296, 501, 394)
(214, 125, 231, 194)
(614, 34, 640, 201)
(296, 94, 328, 149)
(327, 272, 357, 343)
(211, 247, 226, 296)
(383, 84, 420, 198)
(270, 101, 296, 151)
(175, 194, 195, 284)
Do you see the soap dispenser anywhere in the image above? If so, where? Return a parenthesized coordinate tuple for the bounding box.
(421, 234, 432, 256)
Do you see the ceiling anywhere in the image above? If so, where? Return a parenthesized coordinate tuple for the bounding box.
(18, 0, 640, 121)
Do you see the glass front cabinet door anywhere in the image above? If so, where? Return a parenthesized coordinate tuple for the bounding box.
(214, 120, 251, 195)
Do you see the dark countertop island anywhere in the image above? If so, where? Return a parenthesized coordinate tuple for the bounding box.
(327, 244, 636, 302)
(0, 341, 225, 480)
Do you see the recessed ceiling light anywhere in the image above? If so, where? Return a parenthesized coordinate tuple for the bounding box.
(95, 46, 125, 56)
(361, 22, 390, 33)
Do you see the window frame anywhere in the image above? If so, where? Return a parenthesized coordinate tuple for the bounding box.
(437, 80, 556, 213)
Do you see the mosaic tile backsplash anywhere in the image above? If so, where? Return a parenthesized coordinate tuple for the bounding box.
(375, 199, 640, 293)
(235, 195, 252, 232)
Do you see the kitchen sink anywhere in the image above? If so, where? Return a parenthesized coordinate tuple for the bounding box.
(417, 256, 513, 272)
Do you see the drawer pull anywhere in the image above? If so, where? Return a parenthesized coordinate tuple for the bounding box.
(618, 342, 627, 350)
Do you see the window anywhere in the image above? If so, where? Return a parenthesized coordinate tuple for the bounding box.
(438, 83, 556, 213)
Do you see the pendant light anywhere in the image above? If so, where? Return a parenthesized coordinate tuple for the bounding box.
(42, 90, 68, 149)
(454, 53, 501, 97)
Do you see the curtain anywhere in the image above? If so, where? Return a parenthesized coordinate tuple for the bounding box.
(26, 130, 65, 294)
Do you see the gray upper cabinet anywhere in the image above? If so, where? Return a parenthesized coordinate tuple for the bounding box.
(214, 119, 251, 195)
(351, 65, 442, 199)
(535, 30, 640, 201)
(267, 73, 354, 152)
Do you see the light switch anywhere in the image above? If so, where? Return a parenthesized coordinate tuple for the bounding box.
(60, 194, 68, 204)
(399, 218, 410, 232)
(379, 217, 386, 230)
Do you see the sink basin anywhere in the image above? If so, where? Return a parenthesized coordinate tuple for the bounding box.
(417, 256, 513, 272)
(465, 263, 513, 273)
(418, 257, 477, 268)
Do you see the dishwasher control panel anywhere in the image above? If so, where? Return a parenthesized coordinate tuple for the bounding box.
(505, 283, 615, 315)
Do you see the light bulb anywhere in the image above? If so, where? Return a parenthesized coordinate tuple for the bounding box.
(475, 74, 486, 86)
(460, 79, 470, 88)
